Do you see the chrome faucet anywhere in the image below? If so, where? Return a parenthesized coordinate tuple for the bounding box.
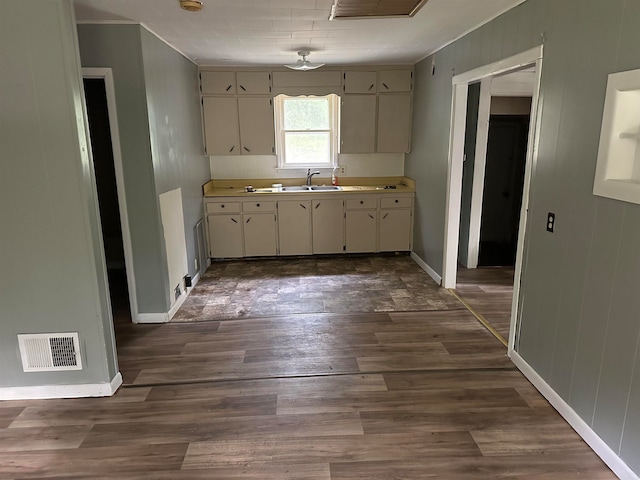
(306, 168, 321, 186)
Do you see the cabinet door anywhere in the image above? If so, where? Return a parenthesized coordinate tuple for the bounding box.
(200, 71, 236, 95)
(345, 210, 377, 253)
(341, 95, 377, 153)
(379, 70, 412, 92)
(203, 97, 240, 155)
(236, 72, 271, 95)
(277, 200, 312, 255)
(343, 71, 377, 94)
(207, 214, 243, 258)
(312, 199, 344, 254)
(238, 97, 275, 155)
(243, 213, 277, 257)
(379, 209, 412, 252)
(377, 94, 412, 153)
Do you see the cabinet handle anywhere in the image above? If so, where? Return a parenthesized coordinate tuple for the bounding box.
(221, 204, 225, 208)
(243, 146, 251, 152)
(360, 200, 364, 204)
(256, 203, 260, 207)
(229, 146, 235, 152)
(300, 204, 307, 209)
(368, 214, 374, 219)
(231, 217, 238, 223)
(246, 217, 251, 223)
(382, 83, 389, 90)
(395, 199, 399, 203)
(226, 84, 232, 91)
(368, 84, 375, 91)
(239, 85, 246, 91)
(315, 203, 320, 209)
(383, 213, 389, 219)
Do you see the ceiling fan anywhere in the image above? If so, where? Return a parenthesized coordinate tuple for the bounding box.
(284, 50, 325, 71)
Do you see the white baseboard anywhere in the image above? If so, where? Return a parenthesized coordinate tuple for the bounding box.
(510, 351, 638, 480)
(0, 372, 123, 400)
(134, 272, 202, 324)
(410, 251, 442, 285)
(134, 312, 169, 324)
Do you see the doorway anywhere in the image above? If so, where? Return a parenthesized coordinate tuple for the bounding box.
(82, 68, 137, 324)
(442, 46, 543, 353)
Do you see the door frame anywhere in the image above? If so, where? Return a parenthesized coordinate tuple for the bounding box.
(441, 46, 543, 355)
(82, 67, 139, 322)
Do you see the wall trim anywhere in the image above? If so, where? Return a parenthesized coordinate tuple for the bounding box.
(135, 312, 170, 324)
(510, 351, 639, 480)
(0, 372, 122, 400)
(410, 251, 442, 285)
(136, 272, 200, 323)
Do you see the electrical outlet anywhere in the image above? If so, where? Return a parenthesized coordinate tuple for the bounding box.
(546, 212, 555, 233)
(339, 165, 346, 175)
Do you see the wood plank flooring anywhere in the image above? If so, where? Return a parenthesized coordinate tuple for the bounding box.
(455, 266, 515, 342)
(0, 308, 614, 478)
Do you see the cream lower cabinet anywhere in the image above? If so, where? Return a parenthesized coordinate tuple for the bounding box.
(345, 197, 378, 253)
(277, 200, 312, 255)
(242, 200, 277, 257)
(205, 193, 413, 258)
(379, 196, 413, 252)
(207, 214, 243, 258)
(312, 198, 344, 254)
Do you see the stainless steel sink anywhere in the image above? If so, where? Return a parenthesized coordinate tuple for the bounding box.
(281, 186, 311, 192)
(309, 185, 341, 191)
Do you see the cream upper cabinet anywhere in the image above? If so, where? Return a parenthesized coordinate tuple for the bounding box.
(311, 198, 344, 254)
(343, 71, 377, 94)
(200, 71, 236, 95)
(378, 70, 413, 92)
(277, 200, 312, 255)
(238, 97, 275, 155)
(341, 95, 377, 154)
(377, 94, 412, 153)
(236, 72, 271, 95)
(203, 96, 240, 155)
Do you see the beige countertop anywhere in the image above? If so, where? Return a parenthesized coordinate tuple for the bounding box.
(203, 176, 415, 198)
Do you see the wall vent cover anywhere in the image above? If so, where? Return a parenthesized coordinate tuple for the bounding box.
(18, 333, 82, 372)
(329, 0, 429, 20)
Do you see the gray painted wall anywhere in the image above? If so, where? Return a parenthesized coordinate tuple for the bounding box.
(0, 0, 118, 387)
(407, 0, 640, 473)
(139, 29, 210, 286)
(77, 25, 208, 314)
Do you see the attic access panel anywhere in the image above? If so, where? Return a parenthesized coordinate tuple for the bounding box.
(329, 0, 429, 19)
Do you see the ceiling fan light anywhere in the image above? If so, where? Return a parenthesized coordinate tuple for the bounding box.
(284, 51, 325, 71)
(179, 0, 202, 12)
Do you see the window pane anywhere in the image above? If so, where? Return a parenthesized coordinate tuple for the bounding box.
(284, 132, 330, 164)
(283, 98, 329, 130)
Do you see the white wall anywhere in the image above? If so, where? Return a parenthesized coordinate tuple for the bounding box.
(210, 153, 404, 179)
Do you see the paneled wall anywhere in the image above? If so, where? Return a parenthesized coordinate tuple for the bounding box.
(407, 0, 640, 473)
(0, 1, 118, 389)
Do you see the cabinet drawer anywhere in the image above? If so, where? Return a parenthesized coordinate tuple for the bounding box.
(205, 202, 240, 214)
(346, 198, 377, 210)
(243, 200, 275, 212)
(380, 197, 412, 209)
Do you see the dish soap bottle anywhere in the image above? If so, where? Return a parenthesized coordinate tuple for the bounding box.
(331, 167, 339, 186)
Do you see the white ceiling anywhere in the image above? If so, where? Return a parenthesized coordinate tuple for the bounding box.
(73, 0, 526, 67)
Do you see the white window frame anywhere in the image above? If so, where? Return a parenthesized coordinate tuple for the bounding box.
(274, 94, 340, 169)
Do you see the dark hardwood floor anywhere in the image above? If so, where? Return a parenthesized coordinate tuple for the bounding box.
(0, 258, 615, 479)
(455, 266, 515, 343)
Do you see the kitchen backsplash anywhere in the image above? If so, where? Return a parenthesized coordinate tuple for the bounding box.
(209, 153, 404, 179)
